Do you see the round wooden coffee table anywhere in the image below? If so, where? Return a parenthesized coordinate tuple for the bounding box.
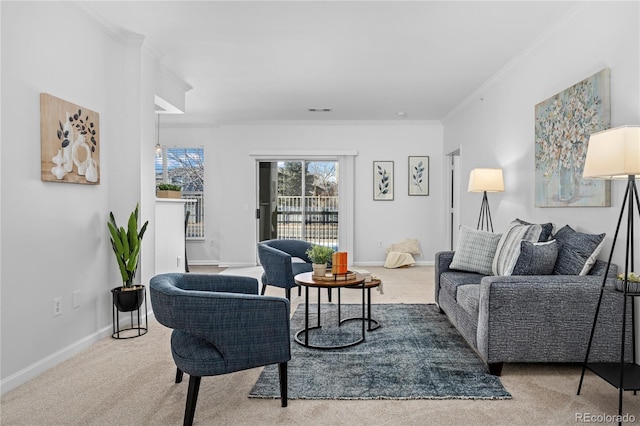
(294, 272, 366, 350)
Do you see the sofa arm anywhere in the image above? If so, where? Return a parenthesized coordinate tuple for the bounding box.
(434, 251, 455, 306)
(475, 274, 632, 365)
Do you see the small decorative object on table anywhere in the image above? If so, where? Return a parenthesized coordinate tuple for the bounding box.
(331, 252, 348, 275)
(306, 244, 334, 277)
(315, 271, 357, 281)
(615, 272, 640, 293)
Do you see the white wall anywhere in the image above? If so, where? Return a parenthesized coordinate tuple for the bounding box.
(442, 1, 640, 357)
(0, 2, 158, 392)
(164, 123, 444, 266)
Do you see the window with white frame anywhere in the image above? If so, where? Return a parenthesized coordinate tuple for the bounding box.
(156, 147, 204, 239)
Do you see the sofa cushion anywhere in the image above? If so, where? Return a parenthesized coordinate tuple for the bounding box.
(492, 220, 543, 276)
(450, 226, 502, 275)
(456, 284, 480, 318)
(512, 240, 558, 275)
(515, 218, 554, 242)
(552, 225, 605, 275)
(440, 271, 484, 301)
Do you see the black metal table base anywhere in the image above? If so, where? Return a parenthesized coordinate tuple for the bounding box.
(338, 286, 380, 331)
(294, 284, 366, 350)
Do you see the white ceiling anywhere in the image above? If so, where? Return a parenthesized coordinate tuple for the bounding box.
(86, 1, 579, 125)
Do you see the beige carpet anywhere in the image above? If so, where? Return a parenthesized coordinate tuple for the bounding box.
(1, 266, 638, 425)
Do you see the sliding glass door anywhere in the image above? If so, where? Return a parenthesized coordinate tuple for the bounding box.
(258, 160, 339, 249)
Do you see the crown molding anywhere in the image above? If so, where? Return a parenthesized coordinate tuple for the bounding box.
(218, 119, 441, 127)
(72, 1, 145, 46)
(157, 64, 194, 93)
(160, 119, 440, 128)
(442, 2, 592, 123)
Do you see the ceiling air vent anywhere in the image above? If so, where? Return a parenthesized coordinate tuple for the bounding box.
(308, 108, 332, 112)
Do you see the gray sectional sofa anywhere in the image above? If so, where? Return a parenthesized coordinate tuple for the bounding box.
(435, 251, 633, 375)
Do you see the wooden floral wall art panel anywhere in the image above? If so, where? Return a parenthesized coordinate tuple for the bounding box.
(534, 69, 610, 207)
(40, 93, 100, 184)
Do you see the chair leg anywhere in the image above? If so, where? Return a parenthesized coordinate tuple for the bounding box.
(175, 368, 184, 383)
(261, 284, 267, 295)
(184, 376, 201, 426)
(278, 362, 288, 408)
(285, 288, 291, 301)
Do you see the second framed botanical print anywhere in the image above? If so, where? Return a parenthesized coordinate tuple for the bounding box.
(373, 161, 394, 201)
(408, 156, 429, 196)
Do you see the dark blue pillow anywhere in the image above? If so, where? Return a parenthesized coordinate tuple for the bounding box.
(552, 225, 605, 275)
(512, 240, 557, 275)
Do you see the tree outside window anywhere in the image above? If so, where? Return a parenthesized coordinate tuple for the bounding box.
(156, 147, 205, 238)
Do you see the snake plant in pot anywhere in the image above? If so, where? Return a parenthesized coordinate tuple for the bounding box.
(108, 203, 149, 312)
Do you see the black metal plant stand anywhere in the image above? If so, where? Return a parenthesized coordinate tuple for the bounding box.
(577, 175, 639, 424)
(112, 286, 148, 339)
(476, 190, 494, 232)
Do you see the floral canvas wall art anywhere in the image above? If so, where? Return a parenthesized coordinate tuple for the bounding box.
(40, 93, 100, 184)
(534, 69, 610, 207)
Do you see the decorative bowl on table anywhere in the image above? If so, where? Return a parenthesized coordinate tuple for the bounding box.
(615, 272, 640, 293)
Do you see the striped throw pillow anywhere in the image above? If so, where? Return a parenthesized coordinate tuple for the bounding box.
(492, 220, 543, 276)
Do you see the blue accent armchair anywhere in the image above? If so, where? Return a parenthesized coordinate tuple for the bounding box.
(258, 239, 332, 301)
(150, 273, 290, 426)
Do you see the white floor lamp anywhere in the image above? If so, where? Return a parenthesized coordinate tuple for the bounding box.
(468, 168, 504, 232)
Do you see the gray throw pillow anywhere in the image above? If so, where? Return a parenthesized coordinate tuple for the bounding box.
(552, 225, 605, 275)
(515, 218, 554, 242)
(450, 226, 502, 275)
(512, 240, 558, 275)
(492, 220, 543, 276)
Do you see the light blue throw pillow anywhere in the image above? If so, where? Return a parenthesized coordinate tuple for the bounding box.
(450, 226, 502, 275)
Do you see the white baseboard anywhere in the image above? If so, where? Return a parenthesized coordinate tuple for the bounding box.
(188, 260, 219, 266)
(353, 260, 434, 267)
(217, 262, 258, 268)
(189, 260, 435, 268)
(1, 312, 156, 395)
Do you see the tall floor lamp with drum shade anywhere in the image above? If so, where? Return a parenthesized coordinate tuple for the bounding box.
(577, 125, 640, 420)
(468, 168, 504, 232)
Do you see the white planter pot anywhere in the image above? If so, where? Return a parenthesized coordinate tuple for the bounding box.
(312, 263, 327, 277)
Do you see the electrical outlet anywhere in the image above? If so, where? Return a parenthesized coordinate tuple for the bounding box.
(72, 290, 81, 309)
(53, 297, 62, 317)
(177, 256, 182, 267)
(379, 240, 383, 248)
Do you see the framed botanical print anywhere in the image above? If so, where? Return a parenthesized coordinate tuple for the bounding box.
(373, 161, 394, 201)
(408, 156, 429, 196)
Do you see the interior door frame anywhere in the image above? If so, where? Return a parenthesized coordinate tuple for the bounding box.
(445, 149, 461, 251)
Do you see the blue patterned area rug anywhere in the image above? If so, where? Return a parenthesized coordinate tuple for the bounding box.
(250, 303, 511, 400)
